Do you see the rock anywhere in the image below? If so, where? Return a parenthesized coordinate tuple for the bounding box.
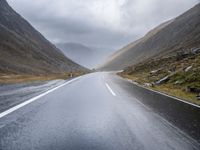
(177, 50, 189, 57)
(126, 79, 133, 83)
(156, 76, 170, 85)
(169, 67, 176, 72)
(151, 70, 158, 74)
(144, 83, 152, 87)
(185, 66, 192, 72)
(197, 94, 200, 100)
(150, 69, 162, 74)
(174, 80, 183, 85)
(191, 47, 200, 54)
(132, 81, 139, 85)
(186, 86, 200, 93)
(168, 71, 172, 73)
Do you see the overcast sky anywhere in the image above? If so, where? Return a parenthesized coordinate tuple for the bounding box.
(7, 0, 199, 50)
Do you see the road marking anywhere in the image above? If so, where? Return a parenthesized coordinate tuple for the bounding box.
(133, 98, 151, 111)
(148, 88, 200, 109)
(156, 112, 200, 146)
(105, 83, 116, 96)
(0, 77, 81, 119)
(125, 78, 200, 109)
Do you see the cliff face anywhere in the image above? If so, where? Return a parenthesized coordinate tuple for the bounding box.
(0, 0, 86, 75)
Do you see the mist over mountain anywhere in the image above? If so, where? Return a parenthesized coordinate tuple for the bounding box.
(0, 0, 86, 75)
(99, 3, 200, 71)
(56, 42, 113, 69)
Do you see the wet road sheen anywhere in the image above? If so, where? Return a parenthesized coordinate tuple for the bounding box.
(0, 72, 199, 150)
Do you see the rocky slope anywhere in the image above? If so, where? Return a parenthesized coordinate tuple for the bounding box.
(114, 3, 200, 105)
(100, 3, 200, 71)
(0, 0, 86, 76)
(120, 48, 200, 105)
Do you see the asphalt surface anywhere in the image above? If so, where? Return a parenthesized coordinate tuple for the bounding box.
(0, 80, 66, 113)
(0, 72, 199, 150)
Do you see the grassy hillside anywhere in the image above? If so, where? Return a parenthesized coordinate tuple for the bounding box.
(100, 3, 200, 71)
(120, 48, 200, 105)
(0, 0, 87, 83)
(0, 72, 86, 84)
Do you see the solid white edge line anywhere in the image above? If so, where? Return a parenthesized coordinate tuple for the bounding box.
(0, 76, 81, 119)
(105, 83, 116, 96)
(125, 79, 200, 109)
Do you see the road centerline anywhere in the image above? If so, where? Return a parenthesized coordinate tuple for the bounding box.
(105, 83, 116, 96)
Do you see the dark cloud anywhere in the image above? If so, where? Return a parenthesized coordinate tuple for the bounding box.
(7, 0, 200, 51)
(31, 15, 129, 48)
(120, 0, 200, 35)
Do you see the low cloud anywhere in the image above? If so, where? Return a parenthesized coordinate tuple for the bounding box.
(7, 0, 199, 50)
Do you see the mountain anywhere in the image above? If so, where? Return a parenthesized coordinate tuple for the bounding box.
(0, 0, 86, 76)
(99, 3, 200, 71)
(56, 42, 110, 69)
(56, 42, 94, 68)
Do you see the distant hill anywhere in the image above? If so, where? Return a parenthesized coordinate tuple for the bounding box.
(99, 3, 200, 71)
(0, 0, 86, 75)
(57, 42, 110, 69)
(56, 42, 93, 68)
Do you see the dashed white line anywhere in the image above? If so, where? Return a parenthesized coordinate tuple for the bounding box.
(105, 83, 116, 96)
(0, 77, 81, 119)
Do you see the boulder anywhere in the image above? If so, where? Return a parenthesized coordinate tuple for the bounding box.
(150, 68, 162, 75)
(156, 76, 170, 85)
(186, 86, 200, 93)
(144, 83, 152, 87)
(185, 66, 192, 72)
(191, 47, 200, 54)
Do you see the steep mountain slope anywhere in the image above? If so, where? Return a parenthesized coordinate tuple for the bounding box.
(0, 0, 86, 76)
(100, 3, 200, 70)
(56, 42, 110, 69)
(56, 42, 94, 68)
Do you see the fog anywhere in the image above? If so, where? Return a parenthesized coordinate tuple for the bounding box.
(7, 0, 199, 68)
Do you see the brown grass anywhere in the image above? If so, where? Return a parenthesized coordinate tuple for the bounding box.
(119, 51, 200, 106)
(119, 74, 200, 106)
(0, 72, 86, 84)
(152, 84, 200, 105)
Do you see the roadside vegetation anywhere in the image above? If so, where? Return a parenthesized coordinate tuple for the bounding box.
(0, 71, 87, 84)
(119, 47, 200, 106)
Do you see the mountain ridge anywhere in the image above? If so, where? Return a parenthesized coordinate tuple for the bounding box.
(99, 3, 200, 71)
(56, 42, 111, 69)
(0, 0, 86, 76)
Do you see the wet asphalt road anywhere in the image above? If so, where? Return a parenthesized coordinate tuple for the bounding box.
(0, 80, 66, 113)
(0, 72, 199, 150)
